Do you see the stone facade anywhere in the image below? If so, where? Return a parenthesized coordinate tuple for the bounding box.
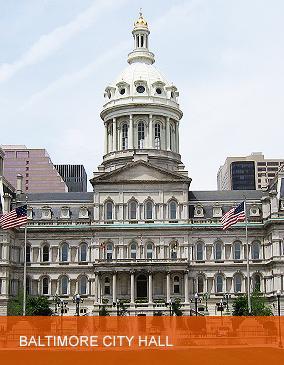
(0, 14, 284, 316)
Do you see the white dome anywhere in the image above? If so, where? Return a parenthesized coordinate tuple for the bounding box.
(114, 63, 169, 88)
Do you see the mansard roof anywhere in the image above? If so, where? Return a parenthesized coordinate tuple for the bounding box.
(90, 160, 191, 185)
(189, 190, 264, 202)
(20, 192, 93, 203)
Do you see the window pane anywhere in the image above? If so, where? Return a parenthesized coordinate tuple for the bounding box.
(26, 246, 31, 263)
(42, 277, 49, 295)
(61, 244, 68, 262)
(129, 201, 137, 220)
(215, 243, 222, 260)
(122, 124, 128, 150)
(197, 243, 203, 260)
(138, 122, 145, 148)
(79, 277, 87, 295)
(61, 276, 68, 295)
(234, 242, 241, 260)
(198, 276, 204, 293)
(169, 201, 177, 219)
(106, 202, 113, 220)
(145, 201, 152, 220)
(216, 275, 223, 292)
(43, 245, 49, 262)
(80, 244, 87, 262)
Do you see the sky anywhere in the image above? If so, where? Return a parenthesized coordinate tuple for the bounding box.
(0, 0, 283, 191)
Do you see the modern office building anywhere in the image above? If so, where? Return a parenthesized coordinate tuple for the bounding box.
(55, 165, 87, 192)
(1, 145, 68, 193)
(217, 152, 284, 191)
(0, 14, 284, 316)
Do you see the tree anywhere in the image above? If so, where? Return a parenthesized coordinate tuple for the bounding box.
(99, 305, 109, 316)
(172, 298, 183, 316)
(7, 292, 53, 316)
(232, 290, 273, 316)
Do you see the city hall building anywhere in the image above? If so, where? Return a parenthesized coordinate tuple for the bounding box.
(0, 13, 284, 316)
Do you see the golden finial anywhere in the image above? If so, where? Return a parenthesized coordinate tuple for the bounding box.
(134, 9, 148, 27)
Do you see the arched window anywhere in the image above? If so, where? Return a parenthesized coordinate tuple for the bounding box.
(130, 243, 137, 259)
(253, 274, 261, 291)
(60, 276, 69, 295)
(106, 244, 113, 261)
(79, 243, 87, 262)
(234, 274, 242, 293)
(196, 242, 204, 261)
(216, 275, 223, 293)
(138, 122, 145, 148)
(154, 123, 161, 149)
(105, 201, 113, 221)
(26, 277, 31, 295)
(233, 241, 241, 260)
(129, 200, 137, 220)
(26, 245, 31, 263)
(214, 242, 222, 260)
(104, 277, 110, 295)
(79, 276, 87, 295)
(170, 242, 178, 259)
(122, 123, 128, 150)
(42, 244, 49, 262)
(252, 242, 260, 260)
(197, 276, 204, 293)
(169, 200, 177, 220)
(146, 243, 153, 259)
(42, 277, 49, 295)
(173, 276, 180, 294)
(61, 243, 69, 262)
(145, 201, 153, 220)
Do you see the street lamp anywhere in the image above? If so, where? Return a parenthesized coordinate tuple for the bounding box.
(223, 293, 231, 314)
(166, 299, 173, 316)
(53, 294, 61, 315)
(202, 292, 210, 315)
(113, 299, 120, 316)
(194, 293, 199, 316)
(73, 293, 83, 316)
(277, 290, 281, 317)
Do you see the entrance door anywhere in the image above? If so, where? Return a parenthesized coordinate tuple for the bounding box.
(136, 274, 147, 299)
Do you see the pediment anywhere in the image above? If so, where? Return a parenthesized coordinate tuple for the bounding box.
(91, 160, 190, 184)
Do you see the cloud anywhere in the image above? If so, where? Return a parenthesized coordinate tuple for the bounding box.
(24, 0, 205, 107)
(0, 0, 128, 83)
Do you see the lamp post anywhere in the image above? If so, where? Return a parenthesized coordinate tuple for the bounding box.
(113, 299, 120, 316)
(73, 293, 83, 316)
(202, 292, 210, 315)
(53, 294, 61, 315)
(166, 299, 173, 316)
(277, 290, 281, 317)
(223, 293, 231, 314)
(194, 293, 199, 316)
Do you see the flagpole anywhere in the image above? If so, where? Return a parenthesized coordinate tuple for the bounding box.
(244, 198, 251, 314)
(23, 196, 28, 316)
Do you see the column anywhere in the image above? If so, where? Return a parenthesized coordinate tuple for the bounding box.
(148, 272, 153, 303)
(176, 121, 179, 153)
(166, 272, 170, 302)
(129, 114, 133, 149)
(130, 272, 135, 304)
(98, 275, 102, 304)
(104, 122, 108, 154)
(94, 274, 98, 303)
(113, 117, 117, 151)
(184, 271, 189, 303)
(112, 272, 117, 303)
(166, 117, 171, 151)
(148, 114, 153, 149)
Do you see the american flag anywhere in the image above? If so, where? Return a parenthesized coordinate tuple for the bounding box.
(0, 205, 27, 230)
(221, 201, 246, 230)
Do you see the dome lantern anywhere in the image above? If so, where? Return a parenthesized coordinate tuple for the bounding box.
(128, 10, 155, 65)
